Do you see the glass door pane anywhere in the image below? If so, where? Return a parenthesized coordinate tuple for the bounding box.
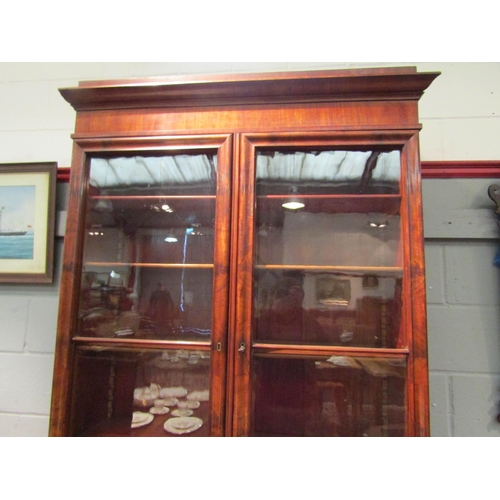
(80, 154, 217, 341)
(254, 149, 404, 349)
(252, 354, 407, 437)
(250, 148, 407, 436)
(71, 346, 211, 437)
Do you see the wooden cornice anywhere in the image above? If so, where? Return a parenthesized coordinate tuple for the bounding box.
(59, 68, 440, 111)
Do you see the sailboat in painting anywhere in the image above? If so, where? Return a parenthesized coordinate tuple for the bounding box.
(0, 207, 27, 236)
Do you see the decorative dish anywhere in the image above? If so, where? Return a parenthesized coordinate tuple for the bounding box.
(131, 411, 154, 428)
(186, 390, 209, 402)
(164, 417, 203, 435)
(162, 397, 179, 406)
(171, 409, 193, 417)
(149, 406, 170, 415)
(160, 386, 188, 398)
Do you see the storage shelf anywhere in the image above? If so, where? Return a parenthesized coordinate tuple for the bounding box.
(258, 194, 400, 199)
(90, 195, 216, 200)
(73, 336, 211, 350)
(254, 264, 403, 273)
(252, 342, 409, 358)
(84, 262, 214, 269)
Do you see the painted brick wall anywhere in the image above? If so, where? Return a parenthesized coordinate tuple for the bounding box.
(424, 178, 500, 436)
(0, 62, 499, 436)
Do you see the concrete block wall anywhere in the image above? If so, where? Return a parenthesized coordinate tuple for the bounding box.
(0, 62, 499, 436)
(0, 239, 63, 436)
(424, 178, 500, 436)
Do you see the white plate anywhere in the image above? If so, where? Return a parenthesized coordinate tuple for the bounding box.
(149, 406, 170, 415)
(131, 411, 154, 428)
(186, 400, 200, 409)
(163, 397, 179, 407)
(164, 417, 203, 435)
(160, 386, 188, 398)
(186, 390, 209, 402)
(171, 409, 193, 417)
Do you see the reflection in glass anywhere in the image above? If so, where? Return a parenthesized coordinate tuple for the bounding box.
(256, 210, 401, 268)
(71, 347, 211, 436)
(251, 355, 406, 437)
(256, 150, 401, 195)
(254, 270, 403, 348)
(77, 155, 216, 341)
(253, 149, 403, 348)
(89, 155, 217, 196)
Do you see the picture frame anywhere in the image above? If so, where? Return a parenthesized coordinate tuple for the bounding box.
(362, 274, 379, 288)
(316, 275, 351, 307)
(0, 162, 57, 283)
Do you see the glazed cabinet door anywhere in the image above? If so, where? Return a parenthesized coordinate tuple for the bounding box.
(231, 133, 427, 437)
(51, 135, 232, 437)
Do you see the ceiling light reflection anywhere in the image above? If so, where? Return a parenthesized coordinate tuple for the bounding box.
(282, 200, 305, 210)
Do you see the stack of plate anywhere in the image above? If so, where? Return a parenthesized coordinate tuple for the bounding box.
(164, 417, 203, 435)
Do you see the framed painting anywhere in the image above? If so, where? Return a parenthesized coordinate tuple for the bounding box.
(0, 162, 57, 283)
(316, 275, 351, 307)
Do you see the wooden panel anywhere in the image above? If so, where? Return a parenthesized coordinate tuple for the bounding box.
(72, 101, 419, 137)
(231, 135, 256, 436)
(50, 143, 88, 436)
(209, 135, 232, 436)
(404, 135, 430, 436)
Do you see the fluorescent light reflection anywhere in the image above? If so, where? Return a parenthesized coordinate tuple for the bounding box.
(282, 201, 305, 210)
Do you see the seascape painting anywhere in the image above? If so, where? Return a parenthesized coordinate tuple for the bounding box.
(0, 162, 56, 283)
(0, 185, 35, 259)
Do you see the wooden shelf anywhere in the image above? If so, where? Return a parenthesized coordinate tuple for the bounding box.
(258, 194, 400, 199)
(73, 336, 211, 350)
(252, 342, 409, 358)
(90, 195, 216, 200)
(84, 262, 214, 269)
(255, 264, 403, 274)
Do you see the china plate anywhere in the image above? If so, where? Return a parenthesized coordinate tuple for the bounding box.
(171, 409, 193, 417)
(164, 417, 203, 435)
(163, 397, 179, 407)
(149, 406, 170, 415)
(186, 390, 209, 402)
(186, 400, 200, 409)
(160, 386, 188, 398)
(131, 411, 154, 428)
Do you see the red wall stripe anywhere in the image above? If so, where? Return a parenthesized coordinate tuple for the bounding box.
(56, 162, 500, 183)
(57, 167, 70, 183)
(421, 161, 500, 179)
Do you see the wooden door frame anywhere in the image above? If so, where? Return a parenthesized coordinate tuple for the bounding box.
(49, 133, 233, 436)
(230, 130, 427, 436)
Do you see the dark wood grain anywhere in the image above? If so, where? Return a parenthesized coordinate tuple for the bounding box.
(60, 68, 437, 111)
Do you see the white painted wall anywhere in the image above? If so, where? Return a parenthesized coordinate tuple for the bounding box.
(0, 62, 499, 436)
